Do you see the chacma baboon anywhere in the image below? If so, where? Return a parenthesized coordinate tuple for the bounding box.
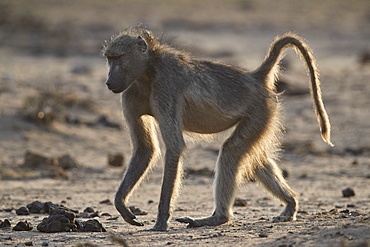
(102, 26, 333, 231)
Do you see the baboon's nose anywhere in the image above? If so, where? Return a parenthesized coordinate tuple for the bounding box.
(105, 81, 111, 88)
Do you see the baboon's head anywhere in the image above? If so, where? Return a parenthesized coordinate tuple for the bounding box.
(102, 27, 156, 93)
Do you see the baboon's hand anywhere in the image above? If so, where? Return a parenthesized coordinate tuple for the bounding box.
(176, 217, 202, 228)
(116, 203, 144, 226)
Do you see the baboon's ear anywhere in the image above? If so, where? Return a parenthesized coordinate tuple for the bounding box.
(137, 36, 147, 52)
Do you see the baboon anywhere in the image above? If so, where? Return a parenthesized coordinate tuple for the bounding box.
(102, 26, 333, 231)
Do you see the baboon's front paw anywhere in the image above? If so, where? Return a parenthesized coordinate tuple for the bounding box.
(176, 217, 202, 228)
(271, 215, 294, 223)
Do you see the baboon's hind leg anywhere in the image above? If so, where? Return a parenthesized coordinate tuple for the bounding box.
(177, 118, 266, 227)
(254, 158, 298, 222)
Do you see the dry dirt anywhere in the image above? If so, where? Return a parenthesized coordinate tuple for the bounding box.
(1, 0, 370, 246)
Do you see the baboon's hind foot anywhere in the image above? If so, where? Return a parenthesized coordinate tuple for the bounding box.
(271, 205, 297, 223)
(176, 214, 229, 228)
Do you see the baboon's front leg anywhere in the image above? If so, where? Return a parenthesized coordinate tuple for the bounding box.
(151, 103, 186, 231)
(115, 148, 155, 226)
(115, 115, 159, 226)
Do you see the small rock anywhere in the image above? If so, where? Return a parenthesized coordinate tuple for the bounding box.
(99, 199, 112, 204)
(13, 221, 33, 231)
(259, 233, 268, 238)
(16, 206, 30, 215)
(129, 206, 147, 215)
(96, 115, 121, 129)
(84, 207, 95, 213)
(76, 219, 106, 232)
(234, 198, 248, 207)
(282, 169, 289, 178)
(349, 211, 360, 217)
(54, 154, 79, 169)
(107, 216, 119, 221)
(37, 214, 77, 233)
(41, 242, 49, 246)
(342, 188, 355, 197)
(27, 201, 45, 213)
(108, 153, 125, 167)
(0, 219, 11, 228)
(24, 151, 51, 168)
(25, 241, 33, 246)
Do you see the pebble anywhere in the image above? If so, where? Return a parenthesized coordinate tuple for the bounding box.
(15, 207, 30, 215)
(0, 219, 11, 228)
(13, 221, 33, 231)
(342, 188, 355, 197)
(259, 233, 268, 238)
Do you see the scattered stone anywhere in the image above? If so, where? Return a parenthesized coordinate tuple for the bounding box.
(94, 115, 121, 129)
(108, 153, 125, 167)
(234, 198, 248, 207)
(282, 169, 289, 179)
(359, 50, 370, 65)
(41, 242, 49, 246)
(101, 213, 112, 217)
(84, 207, 94, 213)
(349, 211, 360, 217)
(329, 208, 338, 214)
(342, 188, 355, 197)
(37, 204, 105, 233)
(37, 214, 77, 233)
(16, 206, 30, 215)
(129, 206, 147, 215)
(107, 216, 119, 221)
(25, 241, 33, 246)
(76, 219, 106, 232)
(27, 201, 45, 213)
(99, 199, 111, 204)
(53, 154, 79, 169)
(12, 221, 33, 231)
(0, 219, 11, 228)
(24, 151, 51, 168)
(259, 232, 268, 238)
(148, 200, 154, 204)
(347, 204, 356, 208)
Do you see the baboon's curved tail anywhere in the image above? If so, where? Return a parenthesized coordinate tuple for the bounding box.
(253, 32, 333, 147)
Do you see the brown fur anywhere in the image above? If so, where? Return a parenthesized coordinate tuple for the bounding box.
(102, 26, 332, 231)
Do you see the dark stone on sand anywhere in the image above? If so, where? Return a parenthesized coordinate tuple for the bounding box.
(84, 207, 95, 213)
(108, 152, 125, 167)
(234, 198, 248, 207)
(27, 201, 45, 213)
(76, 219, 106, 232)
(0, 219, 11, 228)
(129, 206, 148, 215)
(13, 221, 33, 231)
(37, 214, 77, 233)
(16, 206, 30, 215)
(342, 188, 355, 197)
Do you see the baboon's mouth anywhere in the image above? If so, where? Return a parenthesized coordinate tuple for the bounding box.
(110, 88, 124, 94)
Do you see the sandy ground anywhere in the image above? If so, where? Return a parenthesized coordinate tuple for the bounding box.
(1, 0, 370, 246)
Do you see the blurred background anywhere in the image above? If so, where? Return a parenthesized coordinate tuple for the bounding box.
(0, 0, 369, 168)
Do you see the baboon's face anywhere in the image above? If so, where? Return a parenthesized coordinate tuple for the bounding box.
(104, 36, 148, 94)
